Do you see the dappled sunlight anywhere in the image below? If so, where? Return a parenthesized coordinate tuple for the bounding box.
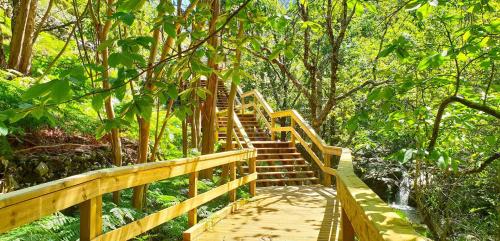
(195, 185, 340, 241)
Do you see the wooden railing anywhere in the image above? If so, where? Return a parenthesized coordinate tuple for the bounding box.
(240, 89, 426, 241)
(0, 149, 257, 241)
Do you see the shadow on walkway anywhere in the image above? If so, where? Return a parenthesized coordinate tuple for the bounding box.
(194, 185, 341, 241)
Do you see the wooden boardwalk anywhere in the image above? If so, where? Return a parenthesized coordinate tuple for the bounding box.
(196, 185, 341, 241)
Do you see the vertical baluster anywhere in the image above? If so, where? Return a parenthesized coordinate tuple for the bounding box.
(249, 156, 256, 196)
(188, 171, 198, 226)
(80, 195, 102, 241)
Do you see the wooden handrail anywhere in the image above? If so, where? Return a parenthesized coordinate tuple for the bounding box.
(0, 149, 258, 241)
(240, 89, 426, 241)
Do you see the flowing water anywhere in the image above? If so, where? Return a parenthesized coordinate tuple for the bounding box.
(390, 174, 421, 223)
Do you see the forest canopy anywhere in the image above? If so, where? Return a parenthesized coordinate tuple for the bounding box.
(0, 0, 498, 240)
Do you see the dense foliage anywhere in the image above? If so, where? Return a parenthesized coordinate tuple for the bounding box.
(0, 0, 498, 240)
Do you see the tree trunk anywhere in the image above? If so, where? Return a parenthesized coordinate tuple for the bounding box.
(17, 0, 36, 74)
(99, 0, 123, 205)
(199, 0, 220, 179)
(7, 0, 31, 70)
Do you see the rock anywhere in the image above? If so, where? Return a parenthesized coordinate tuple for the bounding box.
(36, 162, 49, 177)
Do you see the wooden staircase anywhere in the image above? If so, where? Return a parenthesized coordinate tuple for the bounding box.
(216, 82, 319, 186)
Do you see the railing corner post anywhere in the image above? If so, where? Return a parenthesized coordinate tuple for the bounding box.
(80, 195, 103, 241)
(290, 118, 295, 146)
(188, 171, 198, 227)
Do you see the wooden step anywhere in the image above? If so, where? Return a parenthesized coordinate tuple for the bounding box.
(243, 164, 310, 169)
(257, 171, 315, 176)
(256, 158, 305, 163)
(256, 177, 319, 182)
(256, 147, 296, 152)
(257, 153, 302, 158)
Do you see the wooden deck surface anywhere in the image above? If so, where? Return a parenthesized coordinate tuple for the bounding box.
(195, 185, 341, 241)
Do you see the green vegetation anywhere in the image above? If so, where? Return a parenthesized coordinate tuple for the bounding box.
(0, 0, 498, 240)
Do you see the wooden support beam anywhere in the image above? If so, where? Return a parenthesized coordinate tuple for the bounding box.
(80, 195, 102, 241)
(188, 172, 198, 227)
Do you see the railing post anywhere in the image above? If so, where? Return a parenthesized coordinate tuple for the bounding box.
(322, 153, 332, 186)
(271, 118, 276, 141)
(249, 156, 256, 196)
(229, 160, 236, 202)
(290, 118, 295, 146)
(188, 171, 198, 226)
(80, 195, 102, 241)
(341, 208, 355, 241)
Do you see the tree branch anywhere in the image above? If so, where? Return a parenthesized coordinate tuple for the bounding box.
(428, 96, 500, 152)
(461, 153, 500, 175)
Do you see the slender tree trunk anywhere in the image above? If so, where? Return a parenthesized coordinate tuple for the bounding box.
(132, 0, 167, 210)
(182, 119, 188, 157)
(0, 30, 6, 67)
(98, 0, 123, 205)
(199, 0, 220, 179)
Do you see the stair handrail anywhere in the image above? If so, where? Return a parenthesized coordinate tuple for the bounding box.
(239, 90, 338, 176)
(239, 88, 426, 241)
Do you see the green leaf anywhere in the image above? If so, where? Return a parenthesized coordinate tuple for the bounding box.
(97, 38, 116, 52)
(22, 81, 54, 100)
(31, 106, 45, 119)
(92, 93, 104, 112)
(51, 79, 70, 102)
(378, 45, 396, 57)
(191, 60, 212, 75)
(117, 0, 146, 12)
(164, 21, 177, 38)
(232, 68, 241, 85)
(134, 96, 153, 121)
(0, 122, 8, 136)
(167, 85, 178, 99)
(269, 48, 281, 60)
(418, 52, 445, 70)
(402, 149, 413, 163)
(112, 12, 135, 26)
(196, 89, 207, 99)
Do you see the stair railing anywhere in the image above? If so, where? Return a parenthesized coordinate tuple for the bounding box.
(239, 89, 426, 241)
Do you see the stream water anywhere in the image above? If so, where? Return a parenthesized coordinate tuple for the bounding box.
(390, 174, 422, 224)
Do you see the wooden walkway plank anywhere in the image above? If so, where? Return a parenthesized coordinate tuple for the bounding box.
(192, 185, 341, 241)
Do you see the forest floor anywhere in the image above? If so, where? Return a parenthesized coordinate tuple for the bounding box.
(1, 128, 138, 192)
